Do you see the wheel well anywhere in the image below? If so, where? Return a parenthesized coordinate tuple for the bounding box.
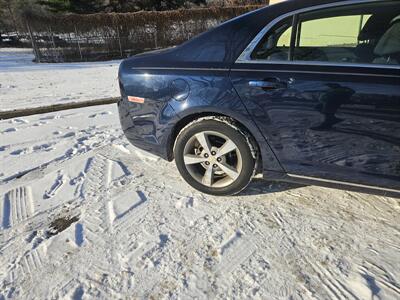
(168, 112, 262, 172)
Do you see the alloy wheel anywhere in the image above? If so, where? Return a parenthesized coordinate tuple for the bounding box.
(182, 130, 243, 188)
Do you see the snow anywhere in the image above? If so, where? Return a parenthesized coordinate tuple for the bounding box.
(0, 48, 120, 111)
(0, 48, 399, 299)
(1, 104, 399, 299)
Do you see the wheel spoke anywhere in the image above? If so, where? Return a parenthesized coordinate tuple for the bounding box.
(195, 132, 211, 154)
(202, 166, 214, 187)
(184, 154, 208, 165)
(217, 139, 237, 158)
(183, 130, 243, 189)
(217, 162, 239, 180)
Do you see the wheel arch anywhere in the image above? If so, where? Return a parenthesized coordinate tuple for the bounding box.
(166, 109, 284, 174)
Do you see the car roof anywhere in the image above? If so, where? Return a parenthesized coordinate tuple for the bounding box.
(126, 0, 380, 69)
(173, 0, 358, 64)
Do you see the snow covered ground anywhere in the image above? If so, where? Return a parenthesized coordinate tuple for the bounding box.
(0, 48, 120, 111)
(0, 48, 399, 299)
(1, 105, 399, 299)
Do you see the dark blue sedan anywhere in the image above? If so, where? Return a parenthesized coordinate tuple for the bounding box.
(118, 0, 400, 196)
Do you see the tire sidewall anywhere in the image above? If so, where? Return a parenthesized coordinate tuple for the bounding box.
(174, 119, 255, 196)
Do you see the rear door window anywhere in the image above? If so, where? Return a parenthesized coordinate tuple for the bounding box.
(294, 2, 400, 65)
(251, 17, 293, 61)
(295, 15, 370, 63)
(250, 1, 400, 66)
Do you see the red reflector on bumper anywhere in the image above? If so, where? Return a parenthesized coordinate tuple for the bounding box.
(128, 96, 145, 104)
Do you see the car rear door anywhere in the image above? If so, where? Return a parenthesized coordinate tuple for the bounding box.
(230, 0, 400, 191)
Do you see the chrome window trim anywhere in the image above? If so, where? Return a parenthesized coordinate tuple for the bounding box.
(230, 68, 400, 78)
(131, 67, 229, 72)
(236, 0, 400, 71)
(130, 67, 400, 78)
(235, 60, 400, 71)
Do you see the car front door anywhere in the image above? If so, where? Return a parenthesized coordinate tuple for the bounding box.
(231, 1, 400, 191)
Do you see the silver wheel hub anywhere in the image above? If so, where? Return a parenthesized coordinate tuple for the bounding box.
(183, 131, 242, 188)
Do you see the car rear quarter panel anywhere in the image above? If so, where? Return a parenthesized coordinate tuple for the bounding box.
(119, 63, 283, 173)
(118, 65, 178, 158)
(166, 69, 284, 173)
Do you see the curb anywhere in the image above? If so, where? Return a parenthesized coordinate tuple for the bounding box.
(0, 97, 119, 120)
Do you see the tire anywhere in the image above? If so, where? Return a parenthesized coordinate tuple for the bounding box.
(174, 118, 256, 196)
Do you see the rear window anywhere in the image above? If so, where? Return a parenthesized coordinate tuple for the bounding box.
(251, 1, 400, 66)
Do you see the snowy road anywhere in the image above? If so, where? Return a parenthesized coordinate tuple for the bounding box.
(0, 104, 399, 299)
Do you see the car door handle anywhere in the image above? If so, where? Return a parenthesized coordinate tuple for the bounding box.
(248, 80, 283, 90)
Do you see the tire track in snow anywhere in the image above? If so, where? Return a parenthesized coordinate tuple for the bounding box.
(18, 247, 46, 278)
(216, 230, 257, 276)
(1, 186, 34, 228)
(80, 155, 109, 247)
(48, 154, 124, 296)
(360, 262, 400, 296)
(112, 190, 148, 231)
(307, 258, 359, 300)
(4, 242, 48, 286)
(271, 207, 360, 300)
